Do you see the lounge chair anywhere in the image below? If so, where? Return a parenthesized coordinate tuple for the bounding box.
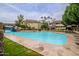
(75, 35, 79, 37)
(73, 33, 79, 45)
(64, 43, 79, 55)
(75, 37, 79, 39)
(75, 40, 79, 42)
(75, 43, 79, 45)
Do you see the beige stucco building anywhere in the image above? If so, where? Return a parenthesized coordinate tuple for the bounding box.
(0, 22, 4, 29)
(54, 21, 66, 31)
(49, 20, 66, 31)
(24, 20, 41, 29)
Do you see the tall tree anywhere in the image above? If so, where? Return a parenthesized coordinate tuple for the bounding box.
(16, 14, 24, 27)
(15, 14, 28, 29)
(62, 3, 79, 26)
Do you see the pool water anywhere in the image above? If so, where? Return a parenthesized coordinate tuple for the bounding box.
(6, 32, 67, 45)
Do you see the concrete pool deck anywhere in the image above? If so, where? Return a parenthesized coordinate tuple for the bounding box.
(4, 33, 79, 56)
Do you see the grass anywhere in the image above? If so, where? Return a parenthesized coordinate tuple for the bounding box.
(3, 38, 42, 56)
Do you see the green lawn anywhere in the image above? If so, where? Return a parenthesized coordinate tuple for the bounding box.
(3, 38, 42, 56)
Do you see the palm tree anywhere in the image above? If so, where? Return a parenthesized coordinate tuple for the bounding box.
(41, 16, 43, 19)
(40, 16, 49, 30)
(47, 16, 52, 19)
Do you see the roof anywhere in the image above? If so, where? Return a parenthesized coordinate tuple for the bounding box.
(3, 23, 15, 26)
(25, 19, 40, 23)
(56, 24, 64, 27)
(53, 20, 61, 24)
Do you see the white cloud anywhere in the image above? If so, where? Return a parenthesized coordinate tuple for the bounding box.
(0, 11, 52, 23)
(0, 3, 67, 23)
(0, 4, 52, 23)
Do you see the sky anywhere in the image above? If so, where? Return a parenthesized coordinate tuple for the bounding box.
(0, 3, 69, 23)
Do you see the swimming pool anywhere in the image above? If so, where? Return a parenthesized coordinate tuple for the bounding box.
(6, 32, 67, 45)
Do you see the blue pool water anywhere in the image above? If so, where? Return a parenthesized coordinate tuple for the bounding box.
(6, 32, 67, 45)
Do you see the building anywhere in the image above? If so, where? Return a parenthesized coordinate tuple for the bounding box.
(0, 22, 4, 32)
(50, 20, 66, 31)
(0, 22, 4, 30)
(54, 21, 66, 31)
(55, 24, 66, 30)
(24, 19, 41, 30)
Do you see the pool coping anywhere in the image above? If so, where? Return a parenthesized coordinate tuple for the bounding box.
(4, 32, 74, 56)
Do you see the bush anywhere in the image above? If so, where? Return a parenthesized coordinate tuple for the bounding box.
(20, 25, 26, 29)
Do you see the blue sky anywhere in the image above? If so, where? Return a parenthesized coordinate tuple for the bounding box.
(0, 3, 69, 23)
